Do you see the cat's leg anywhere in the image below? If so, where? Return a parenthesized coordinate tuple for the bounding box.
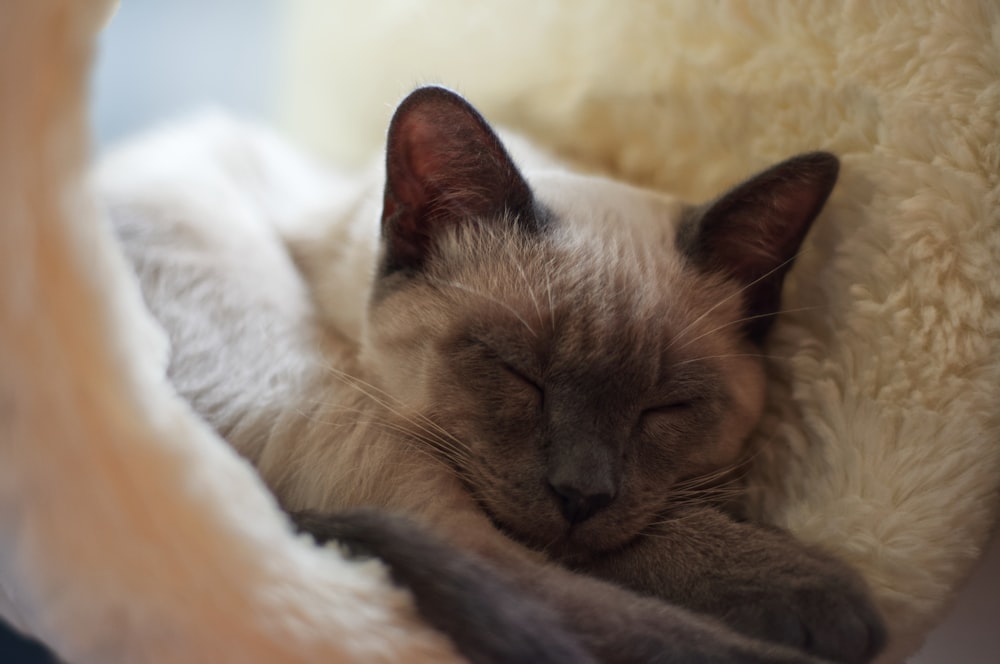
(499, 550, 824, 664)
(294, 509, 823, 664)
(569, 505, 886, 664)
(292, 508, 592, 664)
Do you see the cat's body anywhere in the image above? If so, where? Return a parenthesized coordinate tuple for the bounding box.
(103, 89, 884, 664)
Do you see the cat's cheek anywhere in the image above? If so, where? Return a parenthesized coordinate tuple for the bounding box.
(361, 336, 442, 409)
(691, 353, 766, 469)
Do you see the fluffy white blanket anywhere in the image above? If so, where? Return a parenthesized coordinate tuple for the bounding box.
(280, 2, 1000, 661)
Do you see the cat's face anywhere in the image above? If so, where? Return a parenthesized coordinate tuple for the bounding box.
(362, 87, 838, 557)
(365, 191, 768, 555)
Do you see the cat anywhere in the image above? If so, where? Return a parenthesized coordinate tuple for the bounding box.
(103, 86, 884, 664)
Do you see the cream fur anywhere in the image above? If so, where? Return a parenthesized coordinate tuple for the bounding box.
(281, 2, 1000, 661)
(0, 3, 462, 662)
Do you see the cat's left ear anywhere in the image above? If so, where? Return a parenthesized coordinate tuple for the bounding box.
(678, 152, 839, 342)
(380, 86, 538, 275)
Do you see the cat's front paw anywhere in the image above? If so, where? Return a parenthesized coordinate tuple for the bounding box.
(712, 549, 886, 664)
(575, 508, 886, 664)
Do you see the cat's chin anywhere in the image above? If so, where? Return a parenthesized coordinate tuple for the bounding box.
(554, 520, 647, 559)
(481, 504, 646, 560)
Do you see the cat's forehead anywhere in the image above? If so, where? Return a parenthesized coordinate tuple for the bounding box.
(431, 182, 745, 373)
(539, 241, 740, 381)
(528, 170, 687, 240)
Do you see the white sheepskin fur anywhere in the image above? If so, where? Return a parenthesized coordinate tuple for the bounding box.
(281, 2, 1000, 661)
(0, 2, 463, 662)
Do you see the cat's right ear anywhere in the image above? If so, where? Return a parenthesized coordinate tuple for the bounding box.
(379, 86, 538, 275)
(677, 152, 839, 343)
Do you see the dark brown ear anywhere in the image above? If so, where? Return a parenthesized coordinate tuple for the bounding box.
(380, 86, 537, 275)
(678, 152, 839, 343)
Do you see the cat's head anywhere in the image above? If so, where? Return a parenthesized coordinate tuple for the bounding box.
(361, 86, 838, 556)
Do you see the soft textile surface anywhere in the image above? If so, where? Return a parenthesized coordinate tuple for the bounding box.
(282, 2, 1000, 660)
(0, 2, 461, 662)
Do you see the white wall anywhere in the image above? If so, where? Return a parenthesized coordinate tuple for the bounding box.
(90, 0, 281, 148)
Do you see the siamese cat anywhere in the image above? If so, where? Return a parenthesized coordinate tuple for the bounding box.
(105, 86, 884, 664)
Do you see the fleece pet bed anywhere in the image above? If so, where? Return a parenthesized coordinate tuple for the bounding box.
(280, 2, 1000, 661)
(0, 2, 463, 662)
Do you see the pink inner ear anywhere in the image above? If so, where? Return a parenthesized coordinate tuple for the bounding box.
(686, 152, 838, 341)
(388, 94, 506, 220)
(398, 111, 450, 183)
(379, 87, 535, 273)
(388, 118, 440, 211)
(717, 160, 838, 280)
(390, 113, 441, 216)
(740, 185, 819, 273)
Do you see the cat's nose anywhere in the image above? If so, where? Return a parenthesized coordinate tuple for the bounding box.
(548, 482, 614, 525)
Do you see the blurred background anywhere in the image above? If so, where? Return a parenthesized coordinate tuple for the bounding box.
(90, 0, 282, 149)
(3, 1, 995, 662)
(1, 0, 281, 657)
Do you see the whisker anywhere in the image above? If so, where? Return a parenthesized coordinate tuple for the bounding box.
(668, 485, 745, 499)
(672, 305, 823, 351)
(665, 250, 809, 351)
(544, 255, 556, 334)
(292, 398, 523, 515)
(287, 366, 517, 507)
(673, 453, 762, 492)
(317, 367, 473, 463)
(642, 511, 716, 532)
(671, 352, 797, 368)
(313, 411, 474, 469)
(505, 241, 545, 332)
(429, 277, 539, 338)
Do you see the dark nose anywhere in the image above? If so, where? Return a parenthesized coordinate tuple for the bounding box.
(548, 482, 614, 525)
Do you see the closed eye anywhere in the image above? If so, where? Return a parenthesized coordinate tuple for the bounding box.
(641, 400, 694, 418)
(639, 400, 697, 438)
(501, 362, 543, 395)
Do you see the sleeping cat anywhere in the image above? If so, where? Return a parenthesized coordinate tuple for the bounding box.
(104, 86, 884, 663)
